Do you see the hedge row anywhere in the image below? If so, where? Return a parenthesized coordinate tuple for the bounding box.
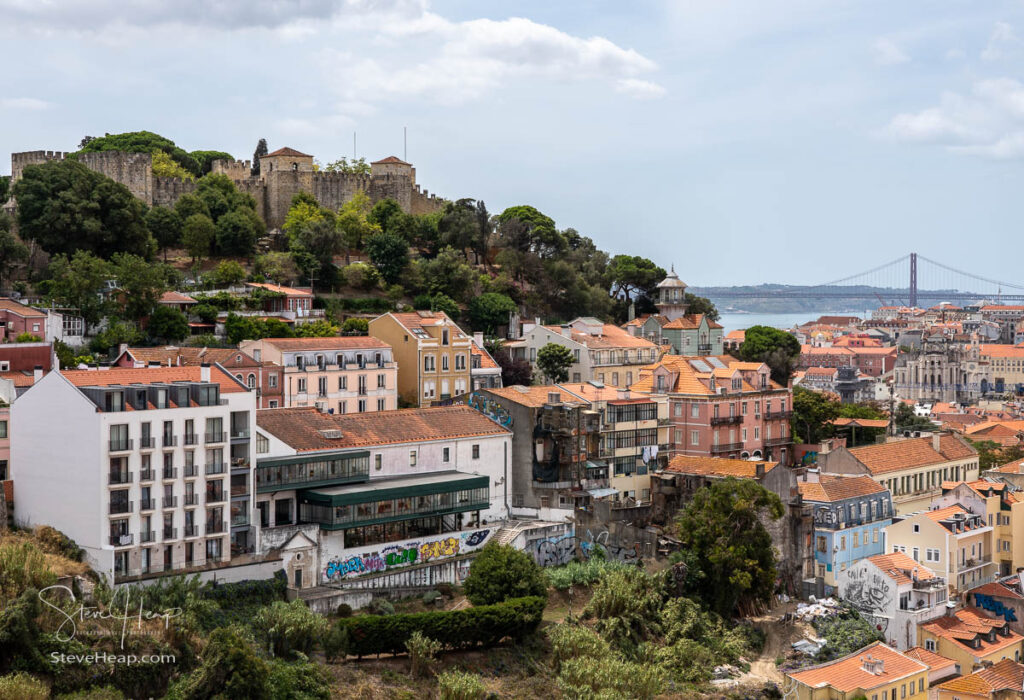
(339, 596, 545, 656)
(329, 297, 394, 313)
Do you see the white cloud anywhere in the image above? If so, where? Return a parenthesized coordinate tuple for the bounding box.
(325, 16, 662, 104)
(981, 20, 1017, 61)
(0, 97, 50, 110)
(884, 77, 1024, 158)
(872, 38, 909, 66)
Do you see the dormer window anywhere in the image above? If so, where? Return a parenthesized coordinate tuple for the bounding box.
(442, 329, 449, 345)
(296, 356, 305, 371)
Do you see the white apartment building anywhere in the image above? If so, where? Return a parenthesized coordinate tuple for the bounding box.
(253, 405, 511, 587)
(239, 336, 397, 413)
(12, 364, 256, 583)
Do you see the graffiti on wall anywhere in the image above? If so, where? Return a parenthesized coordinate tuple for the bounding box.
(975, 593, 1018, 622)
(467, 392, 513, 427)
(530, 528, 644, 567)
(842, 566, 893, 614)
(323, 528, 492, 583)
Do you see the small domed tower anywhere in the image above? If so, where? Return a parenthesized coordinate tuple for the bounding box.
(656, 266, 688, 321)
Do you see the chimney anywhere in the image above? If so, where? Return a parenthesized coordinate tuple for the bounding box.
(932, 433, 942, 453)
(200, 362, 211, 383)
(560, 324, 572, 339)
(617, 389, 630, 400)
(32, 364, 43, 383)
(473, 332, 484, 349)
(118, 343, 128, 355)
(755, 463, 766, 479)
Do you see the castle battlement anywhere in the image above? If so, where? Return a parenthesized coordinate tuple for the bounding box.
(11, 150, 69, 181)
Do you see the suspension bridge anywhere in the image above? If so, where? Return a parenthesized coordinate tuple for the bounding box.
(688, 253, 1024, 306)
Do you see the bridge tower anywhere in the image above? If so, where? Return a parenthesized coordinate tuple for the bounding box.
(909, 253, 917, 308)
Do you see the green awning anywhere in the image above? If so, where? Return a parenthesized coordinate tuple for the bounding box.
(299, 471, 489, 507)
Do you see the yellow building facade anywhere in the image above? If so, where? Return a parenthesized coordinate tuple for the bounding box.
(785, 642, 929, 700)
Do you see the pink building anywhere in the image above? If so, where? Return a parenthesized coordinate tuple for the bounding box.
(0, 298, 48, 342)
(245, 283, 314, 316)
(631, 355, 794, 465)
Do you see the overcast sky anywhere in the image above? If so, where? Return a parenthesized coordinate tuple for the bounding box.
(2, 1, 1023, 286)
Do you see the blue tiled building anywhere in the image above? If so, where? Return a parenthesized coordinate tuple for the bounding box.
(800, 474, 894, 595)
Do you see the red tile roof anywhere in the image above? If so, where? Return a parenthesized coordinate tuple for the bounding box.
(122, 347, 263, 368)
(937, 658, 1024, 695)
(159, 291, 196, 304)
(245, 282, 313, 297)
(797, 475, 888, 502)
(787, 642, 927, 692)
(61, 366, 245, 393)
(371, 156, 411, 165)
(922, 608, 1021, 657)
(256, 405, 510, 451)
(903, 646, 956, 673)
(483, 385, 586, 408)
(864, 552, 937, 585)
(971, 582, 1024, 600)
(0, 298, 46, 318)
(830, 417, 890, 429)
(665, 455, 778, 479)
(265, 147, 312, 158)
(847, 435, 977, 475)
(254, 336, 389, 351)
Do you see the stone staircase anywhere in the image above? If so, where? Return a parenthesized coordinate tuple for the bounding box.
(490, 520, 527, 547)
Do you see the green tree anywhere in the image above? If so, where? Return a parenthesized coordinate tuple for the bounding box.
(365, 231, 409, 284)
(165, 625, 270, 699)
(322, 156, 370, 174)
(190, 150, 234, 175)
(174, 192, 210, 221)
(182, 213, 215, 264)
(336, 192, 380, 262)
(76, 130, 201, 177)
(253, 252, 299, 286)
(342, 318, 369, 334)
(673, 478, 783, 618)
(606, 255, 665, 305)
(368, 198, 404, 234)
(438, 198, 481, 260)
(253, 599, 328, 659)
(496, 205, 560, 257)
(684, 293, 719, 322)
(291, 219, 344, 285)
(583, 568, 665, 653)
(215, 209, 259, 257)
(0, 213, 28, 289)
(468, 293, 515, 335)
(192, 303, 219, 324)
(146, 206, 183, 262)
(112, 252, 168, 322)
(13, 159, 154, 259)
(210, 260, 247, 287)
(418, 247, 476, 301)
(147, 306, 189, 343)
(792, 385, 841, 444)
(738, 325, 801, 385)
(0, 175, 9, 203)
(42, 251, 112, 331)
(296, 319, 339, 337)
(894, 402, 937, 433)
(151, 150, 194, 180)
(224, 313, 258, 345)
(463, 543, 548, 605)
(537, 343, 574, 383)
(426, 293, 460, 321)
(283, 198, 331, 241)
(252, 138, 268, 177)
(969, 439, 1024, 471)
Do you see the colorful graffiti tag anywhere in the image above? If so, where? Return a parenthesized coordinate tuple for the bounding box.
(323, 528, 492, 583)
(975, 593, 1018, 622)
(530, 528, 643, 567)
(467, 392, 513, 427)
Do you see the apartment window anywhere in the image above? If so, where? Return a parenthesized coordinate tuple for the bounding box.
(247, 374, 256, 389)
(925, 639, 936, 652)
(268, 373, 277, 388)
(742, 428, 747, 441)
(318, 376, 327, 397)
(611, 372, 619, 386)
(754, 427, 760, 440)
(442, 355, 449, 371)
(109, 424, 129, 450)
(442, 329, 449, 345)
(256, 433, 269, 454)
(377, 374, 386, 388)
(0, 420, 8, 439)
(206, 538, 222, 560)
(456, 354, 466, 370)
(472, 444, 480, 459)
(377, 398, 385, 411)
(816, 536, 827, 553)
(912, 547, 919, 561)
(297, 378, 307, 393)
(424, 355, 436, 372)
(443, 447, 450, 463)
(840, 535, 846, 550)
(674, 429, 682, 444)
(338, 376, 347, 390)
(853, 532, 859, 548)
(691, 430, 699, 446)
(673, 403, 682, 417)
(573, 372, 582, 383)
(268, 400, 278, 408)
(873, 528, 879, 543)
(691, 404, 700, 418)
(374, 454, 382, 471)
(409, 450, 417, 467)
(358, 399, 366, 413)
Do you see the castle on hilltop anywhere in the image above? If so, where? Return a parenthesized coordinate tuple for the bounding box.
(6, 146, 445, 229)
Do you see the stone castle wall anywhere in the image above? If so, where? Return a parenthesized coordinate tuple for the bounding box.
(8, 150, 446, 230)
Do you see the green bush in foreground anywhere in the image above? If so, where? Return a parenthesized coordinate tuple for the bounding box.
(545, 559, 632, 590)
(0, 672, 48, 700)
(438, 669, 488, 700)
(463, 542, 547, 605)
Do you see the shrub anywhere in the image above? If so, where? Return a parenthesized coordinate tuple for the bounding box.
(337, 596, 545, 656)
(191, 303, 219, 324)
(54, 687, 126, 699)
(343, 262, 380, 290)
(341, 318, 368, 334)
(436, 582, 455, 598)
(463, 543, 547, 606)
(335, 603, 353, 618)
(813, 606, 884, 661)
(545, 559, 632, 591)
(0, 541, 56, 600)
(406, 631, 442, 678)
(0, 672, 48, 700)
(252, 599, 328, 659)
(367, 598, 394, 616)
(265, 658, 332, 700)
(33, 525, 85, 562)
(583, 568, 664, 654)
(547, 624, 611, 672)
(655, 638, 719, 684)
(438, 670, 487, 700)
(14, 333, 41, 343)
(556, 657, 664, 700)
(422, 590, 441, 605)
(323, 623, 350, 662)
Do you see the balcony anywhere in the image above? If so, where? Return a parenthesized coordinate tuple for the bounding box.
(108, 439, 133, 452)
(162, 467, 177, 480)
(255, 452, 370, 493)
(206, 521, 225, 534)
(206, 491, 226, 504)
(766, 410, 793, 421)
(109, 501, 133, 515)
(711, 442, 743, 454)
(139, 437, 156, 449)
(958, 555, 993, 573)
(184, 464, 198, 478)
(205, 462, 225, 475)
(163, 526, 177, 539)
(231, 514, 250, 528)
(697, 344, 712, 355)
(183, 525, 198, 538)
(163, 497, 177, 508)
(110, 533, 133, 546)
(205, 432, 227, 444)
(765, 437, 793, 447)
(108, 470, 133, 485)
(183, 433, 198, 446)
(139, 468, 155, 481)
(162, 436, 177, 448)
(710, 415, 742, 426)
(230, 483, 249, 498)
(184, 493, 198, 506)
(139, 498, 155, 511)
(230, 459, 250, 472)
(532, 480, 574, 490)
(140, 531, 155, 544)
(230, 429, 250, 440)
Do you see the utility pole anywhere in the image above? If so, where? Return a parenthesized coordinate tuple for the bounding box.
(353, 132, 356, 160)
(404, 126, 407, 161)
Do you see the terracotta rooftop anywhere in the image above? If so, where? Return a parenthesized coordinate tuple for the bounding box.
(805, 366, 838, 377)
(0, 298, 46, 317)
(121, 346, 262, 368)
(383, 311, 467, 336)
(483, 385, 588, 409)
(921, 608, 1019, 657)
(787, 642, 927, 692)
(923, 504, 987, 533)
(661, 313, 723, 330)
(245, 282, 313, 297)
(994, 457, 1024, 474)
(557, 383, 629, 402)
(864, 552, 937, 585)
(265, 147, 312, 158)
(981, 344, 1024, 358)
(830, 417, 890, 429)
(664, 455, 778, 479)
(971, 582, 1024, 600)
(0, 370, 39, 388)
(797, 475, 888, 502)
(61, 366, 245, 393)
(252, 336, 389, 352)
(903, 647, 957, 673)
(847, 435, 977, 475)
(630, 354, 781, 396)
(938, 659, 1024, 697)
(540, 322, 659, 351)
(371, 155, 411, 165)
(159, 291, 196, 304)
(256, 405, 509, 451)
(469, 343, 499, 370)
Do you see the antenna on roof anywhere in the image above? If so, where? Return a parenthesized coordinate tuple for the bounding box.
(353, 132, 357, 159)
(404, 126, 407, 161)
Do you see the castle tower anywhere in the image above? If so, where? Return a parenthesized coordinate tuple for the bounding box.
(259, 147, 314, 178)
(655, 266, 689, 321)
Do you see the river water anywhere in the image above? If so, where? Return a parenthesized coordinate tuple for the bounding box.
(716, 310, 870, 333)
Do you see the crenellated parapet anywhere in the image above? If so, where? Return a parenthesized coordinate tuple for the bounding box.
(11, 150, 69, 182)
